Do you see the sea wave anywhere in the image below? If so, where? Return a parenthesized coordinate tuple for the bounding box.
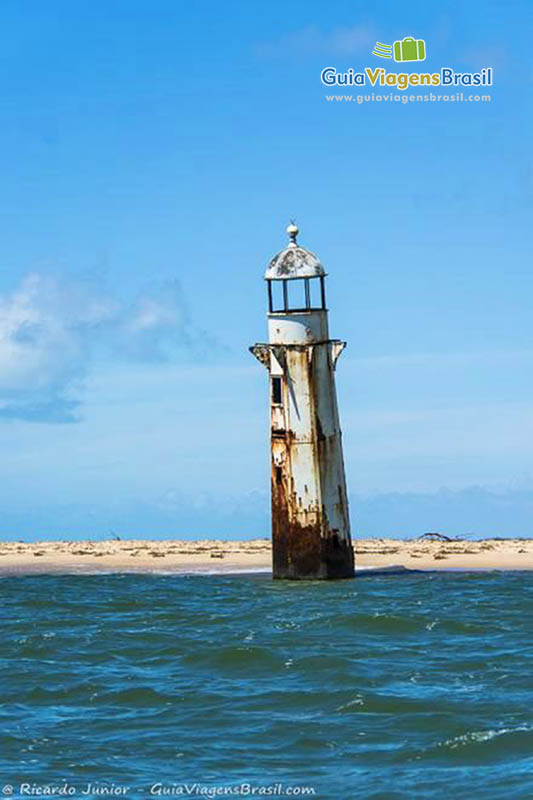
(0, 571, 532, 798)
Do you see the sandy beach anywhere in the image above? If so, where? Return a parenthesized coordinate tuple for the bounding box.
(0, 537, 532, 574)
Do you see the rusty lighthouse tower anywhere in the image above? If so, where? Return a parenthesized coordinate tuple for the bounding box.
(251, 223, 354, 580)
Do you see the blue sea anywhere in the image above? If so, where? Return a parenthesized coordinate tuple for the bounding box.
(0, 571, 532, 799)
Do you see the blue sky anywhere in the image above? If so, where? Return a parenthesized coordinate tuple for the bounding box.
(0, 0, 531, 539)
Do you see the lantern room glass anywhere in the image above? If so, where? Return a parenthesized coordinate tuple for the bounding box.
(267, 277, 326, 313)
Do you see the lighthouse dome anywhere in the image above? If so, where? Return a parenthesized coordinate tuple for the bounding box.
(265, 223, 326, 281)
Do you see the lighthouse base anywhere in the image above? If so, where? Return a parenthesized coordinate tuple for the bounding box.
(272, 519, 355, 580)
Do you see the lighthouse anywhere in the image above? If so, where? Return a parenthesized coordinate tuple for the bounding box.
(251, 223, 354, 580)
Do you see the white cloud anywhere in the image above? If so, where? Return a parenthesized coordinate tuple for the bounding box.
(118, 282, 197, 360)
(0, 272, 209, 422)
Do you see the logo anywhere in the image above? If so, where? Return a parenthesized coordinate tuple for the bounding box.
(321, 33, 493, 91)
(373, 36, 426, 62)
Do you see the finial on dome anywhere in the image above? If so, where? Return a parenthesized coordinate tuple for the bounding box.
(286, 220, 299, 247)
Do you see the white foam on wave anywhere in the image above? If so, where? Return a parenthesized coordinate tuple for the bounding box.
(441, 725, 532, 749)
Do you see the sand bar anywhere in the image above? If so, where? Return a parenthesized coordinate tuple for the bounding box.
(0, 537, 532, 574)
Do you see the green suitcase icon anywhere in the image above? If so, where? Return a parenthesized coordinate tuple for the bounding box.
(393, 37, 426, 62)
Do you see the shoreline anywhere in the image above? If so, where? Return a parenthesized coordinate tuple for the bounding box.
(0, 537, 532, 575)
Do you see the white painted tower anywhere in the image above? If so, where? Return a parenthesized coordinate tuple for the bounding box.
(251, 223, 354, 580)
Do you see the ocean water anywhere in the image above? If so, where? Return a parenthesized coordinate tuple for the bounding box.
(0, 571, 532, 800)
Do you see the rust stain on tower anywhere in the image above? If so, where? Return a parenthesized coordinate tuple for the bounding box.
(250, 223, 355, 580)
